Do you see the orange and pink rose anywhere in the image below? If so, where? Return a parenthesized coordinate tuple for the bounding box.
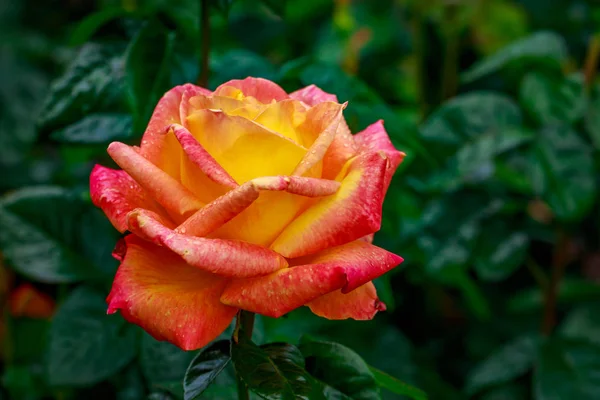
(90, 77, 404, 350)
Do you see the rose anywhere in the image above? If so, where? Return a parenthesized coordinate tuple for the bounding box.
(90, 77, 404, 350)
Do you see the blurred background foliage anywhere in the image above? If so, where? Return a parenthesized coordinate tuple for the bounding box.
(1, 0, 600, 399)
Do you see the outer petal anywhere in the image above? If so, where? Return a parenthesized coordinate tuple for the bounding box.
(140, 84, 210, 178)
(127, 209, 288, 278)
(107, 142, 202, 220)
(220, 241, 402, 317)
(272, 152, 388, 258)
(214, 77, 288, 103)
(307, 282, 386, 320)
(186, 109, 307, 184)
(289, 84, 338, 106)
(107, 236, 237, 351)
(9, 284, 55, 318)
(220, 264, 347, 318)
(90, 164, 167, 232)
(354, 120, 405, 191)
(293, 240, 403, 293)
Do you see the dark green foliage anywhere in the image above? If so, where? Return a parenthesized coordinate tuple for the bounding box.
(183, 340, 230, 399)
(231, 338, 315, 399)
(3, 0, 600, 399)
(47, 286, 139, 386)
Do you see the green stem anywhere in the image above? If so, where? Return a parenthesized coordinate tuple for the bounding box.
(584, 33, 600, 90)
(541, 231, 569, 335)
(234, 311, 255, 400)
(410, 0, 429, 120)
(525, 257, 549, 291)
(441, 1, 460, 100)
(456, 272, 491, 321)
(197, 0, 210, 87)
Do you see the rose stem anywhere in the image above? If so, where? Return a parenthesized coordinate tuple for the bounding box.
(235, 310, 255, 400)
(197, 0, 210, 87)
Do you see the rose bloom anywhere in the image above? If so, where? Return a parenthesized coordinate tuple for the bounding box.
(90, 77, 404, 350)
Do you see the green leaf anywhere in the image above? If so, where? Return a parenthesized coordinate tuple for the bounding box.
(418, 194, 504, 277)
(141, 333, 194, 386)
(211, 0, 236, 16)
(466, 335, 539, 395)
(69, 6, 133, 46)
(148, 392, 176, 400)
(507, 279, 600, 313)
(38, 43, 126, 131)
(420, 92, 522, 161)
(115, 365, 146, 400)
(369, 366, 427, 400)
(209, 50, 278, 88)
(125, 20, 176, 133)
(2, 365, 47, 399)
(299, 63, 381, 104)
(299, 338, 380, 400)
(462, 31, 568, 83)
(422, 126, 534, 192)
(479, 383, 529, 400)
(261, 0, 286, 17)
(532, 124, 596, 221)
(11, 319, 50, 363)
(183, 340, 231, 400)
(50, 113, 132, 144)
(232, 339, 314, 399)
(473, 224, 529, 282)
(558, 303, 600, 347)
(0, 186, 119, 283)
(519, 72, 585, 126)
(584, 82, 600, 149)
(534, 338, 600, 400)
(47, 286, 138, 386)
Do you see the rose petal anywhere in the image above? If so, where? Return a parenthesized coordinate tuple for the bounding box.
(180, 86, 213, 129)
(354, 120, 405, 191)
(220, 241, 402, 317)
(9, 283, 55, 319)
(90, 164, 169, 232)
(293, 240, 403, 293)
(177, 176, 341, 238)
(289, 84, 338, 106)
(107, 236, 237, 351)
(141, 84, 210, 178)
(186, 109, 307, 184)
(127, 209, 288, 277)
(188, 94, 268, 120)
(214, 77, 288, 103)
(107, 142, 202, 221)
(272, 151, 388, 258)
(321, 119, 358, 179)
(360, 233, 375, 243)
(253, 100, 307, 144)
(308, 282, 386, 320)
(220, 264, 347, 318)
(169, 124, 238, 204)
(292, 102, 346, 177)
